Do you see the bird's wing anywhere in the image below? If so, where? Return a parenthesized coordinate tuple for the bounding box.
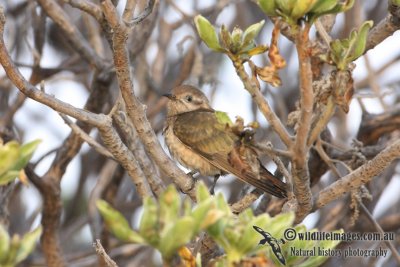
(174, 111, 287, 198)
(173, 111, 236, 155)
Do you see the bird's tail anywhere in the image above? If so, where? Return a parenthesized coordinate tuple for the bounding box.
(214, 148, 288, 198)
(242, 167, 287, 198)
(259, 167, 287, 198)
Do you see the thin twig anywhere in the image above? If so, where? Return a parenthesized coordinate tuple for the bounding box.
(364, 54, 388, 110)
(122, 0, 137, 22)
(97, 115, 152, 198)
(124, 0, 155, 27)
(359, 201, 400, 265)
(308, 96, 335, 146)
(314, 138, 341, 178)
(365, 1, 400, 52)
(65, 0, 103, 21)
(230, 58, 293, 147)
(112, 100, 165, 196)
(60, 114, 114, 159)
(88, 160, 118, 239)
(231, 189, 262, 213)
(58, 113, 114, 159)
(314, 138, 400, 210)
(93, 239, 118, 267)
(37, 0, 105, 69)
(315, 18, 332, 45)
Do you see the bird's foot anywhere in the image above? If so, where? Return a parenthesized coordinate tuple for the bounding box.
(209, 175, 220, 195)
(186, 170, 198, 178)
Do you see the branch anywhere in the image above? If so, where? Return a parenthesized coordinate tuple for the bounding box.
(66, 0, 103, 22)
(357, 106, 400, 145)
(124, 0, 155, 27)
(37, 0, 106, 69)
(0, 9, 111, 267)
(60, 114, 114, 159)
(0, 24, 104, 127)
(97, 115, 152, 198)
(359, 202, 400, 265)
(314, 139, 400, 209)
(231, 189, 262, 214)
(291, 24, 314, 223)
(111, 101, 165, 196)
(100, 0, 196, 199)
(93, 239, 118, 267)
(231, 59, 293, 147)
(365, 0, 400, 52)
(88, 161, 118, 240)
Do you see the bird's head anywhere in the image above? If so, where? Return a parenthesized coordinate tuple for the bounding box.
(164, 85, 214, 116)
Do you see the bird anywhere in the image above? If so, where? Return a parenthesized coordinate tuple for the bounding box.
(163, 85, 287, 198)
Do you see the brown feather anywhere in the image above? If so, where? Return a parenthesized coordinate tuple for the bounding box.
(173, 111, 287, 198)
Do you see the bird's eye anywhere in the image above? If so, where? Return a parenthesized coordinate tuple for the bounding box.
(185, 95, 193, 102)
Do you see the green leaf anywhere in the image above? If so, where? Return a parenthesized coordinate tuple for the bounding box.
(237, 214, 270, 255)
(0, 139, 40, 185)
(310, 0, 338, 14)
(0, 225, 10, 263)
(159, 185, 181, 225)
(194, 15, 223, 52)
(159, 217, 195, 260)
(231, 27, 243, 53)
(308, 0, 354, 21)
(258, 0, 278, 16)
(266, 212, 295, 237)
(200, 209, 225, 230)
(0, 171, 20, 186)
(15, 226, 42, 264)
(5, 235, 20, 265)
(219, 25, 232, 50)
(332, 0, 354, 13)
(242, 20, 265, 48)
(392, 0, 400, 5)
(0, 141, 20, 176)
(275, 0, 296, 17)
(247, 45, 269, 56)
(191, 198, 213, 231)
(318, 0, 354, 15)
(182, 197, 192, 217)
(349, 20, 373, 61)
(96, 200, 144, 243)
(13, 139, 41, 171)
(224, 223, 241, 247)
(215, 193, 231, 214)
(291, 0, 318, 20)
(138, 197, 159, 246)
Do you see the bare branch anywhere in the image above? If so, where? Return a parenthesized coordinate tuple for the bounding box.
(359, 202, 400, 265)
(101, 0, 196, 198)
(97, 115, 152, 198)
(124, 0, 155, 27)
(60, 114, 114, 159)
(37, 0, 106, 69)
(365, 0, 400, 52)
(314, 139, 400, 209)
(93, 239, 119, 267)
(291, 24, 314, 222)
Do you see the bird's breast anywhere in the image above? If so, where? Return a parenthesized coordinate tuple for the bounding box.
(164, 123, 220, 176)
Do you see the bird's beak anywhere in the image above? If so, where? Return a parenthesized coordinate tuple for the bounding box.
(163, 93, 175, 100)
